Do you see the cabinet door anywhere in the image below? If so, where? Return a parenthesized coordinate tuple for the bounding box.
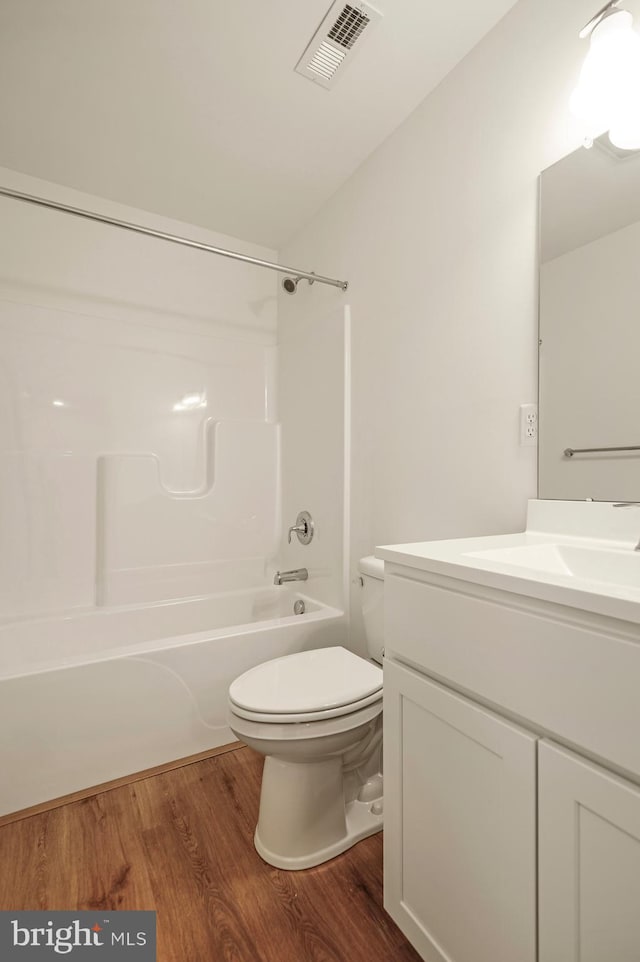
(383, 659, 537, 962)
(539, 740, 640, 962)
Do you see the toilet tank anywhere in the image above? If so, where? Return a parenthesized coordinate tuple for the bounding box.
(358, 556, 385, 664)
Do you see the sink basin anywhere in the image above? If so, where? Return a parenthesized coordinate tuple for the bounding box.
(377, 500, 640, 626)
(465, 543, 640, 589)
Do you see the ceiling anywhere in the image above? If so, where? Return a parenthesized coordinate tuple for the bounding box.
(0, 0, 519, 248)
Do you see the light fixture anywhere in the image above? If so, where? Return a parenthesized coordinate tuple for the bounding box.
(571, 1, 640, 150)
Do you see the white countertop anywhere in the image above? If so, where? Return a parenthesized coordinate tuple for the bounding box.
(376, 501, 640, 627)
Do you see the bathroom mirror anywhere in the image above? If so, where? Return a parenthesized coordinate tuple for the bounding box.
(538, 136, 640, 502)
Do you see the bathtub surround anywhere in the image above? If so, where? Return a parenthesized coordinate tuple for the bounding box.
(0, 166, 280, 615)
(0, 167, 348, 816)
(278, 0, 595, 654)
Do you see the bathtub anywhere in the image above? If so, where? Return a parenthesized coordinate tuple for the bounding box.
(0, 587, 345, 817)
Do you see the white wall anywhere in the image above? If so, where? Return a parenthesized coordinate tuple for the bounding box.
(279, 0, 594, 653)
(540, 219, 640, 502)
(0, 166, 279, 618)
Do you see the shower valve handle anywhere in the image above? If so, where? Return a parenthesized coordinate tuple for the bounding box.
(287, 523, 306, 543)
(287, 510, 314, 546)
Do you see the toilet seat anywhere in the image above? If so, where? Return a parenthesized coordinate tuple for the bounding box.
(229, 688, 383, 724)
(229, 646, 382, 724)
(229, 698, 382, 743)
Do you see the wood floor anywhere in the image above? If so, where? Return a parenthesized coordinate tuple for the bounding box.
(0, 745, 422, 962)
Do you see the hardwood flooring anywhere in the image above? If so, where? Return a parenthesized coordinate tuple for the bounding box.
(0, 741, 244, 828)
(0, 745, 422, 962)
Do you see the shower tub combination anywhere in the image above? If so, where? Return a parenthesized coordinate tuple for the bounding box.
(0, 587, 344, 817)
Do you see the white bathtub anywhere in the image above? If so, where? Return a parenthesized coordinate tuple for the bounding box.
(0, 587, 345, 817)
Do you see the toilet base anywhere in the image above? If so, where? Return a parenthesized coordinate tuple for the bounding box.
(254, 795, 383, 871)
(229, 702, 384, 871)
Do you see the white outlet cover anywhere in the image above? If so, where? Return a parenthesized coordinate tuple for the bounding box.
(520, 404, 538, 446)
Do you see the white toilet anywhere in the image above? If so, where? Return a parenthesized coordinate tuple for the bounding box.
(228, 556, 384, 870)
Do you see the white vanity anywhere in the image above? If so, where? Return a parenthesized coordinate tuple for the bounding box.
(378, 500, 640, 962)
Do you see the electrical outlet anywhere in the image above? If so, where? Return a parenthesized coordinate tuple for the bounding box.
(520, 404, 537, 446)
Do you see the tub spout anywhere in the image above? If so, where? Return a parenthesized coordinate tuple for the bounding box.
(274, 568, 308, 585)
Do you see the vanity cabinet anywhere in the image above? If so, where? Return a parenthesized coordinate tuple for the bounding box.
(539, 741, 640, 962)
(381, 560, 640, 962)
(384, 659, 537, 962)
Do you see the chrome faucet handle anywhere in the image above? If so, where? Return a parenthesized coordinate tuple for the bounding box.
(288, 524, 305, 543)
(287, 510, 314, 545)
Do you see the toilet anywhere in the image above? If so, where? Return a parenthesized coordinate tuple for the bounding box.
(228, 555, 384, 870)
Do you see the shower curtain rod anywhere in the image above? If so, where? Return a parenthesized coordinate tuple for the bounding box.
(0, 186, 349, 292)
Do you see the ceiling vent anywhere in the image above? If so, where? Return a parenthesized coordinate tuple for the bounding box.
(295, 1, 382, 90)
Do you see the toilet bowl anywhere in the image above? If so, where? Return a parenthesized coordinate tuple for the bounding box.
(228, 556, 385, 871)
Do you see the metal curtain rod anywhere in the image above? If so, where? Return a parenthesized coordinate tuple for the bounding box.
(0, 186, 349, 292)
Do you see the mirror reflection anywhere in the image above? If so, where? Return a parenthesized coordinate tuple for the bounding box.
(539, 136, 640, 501)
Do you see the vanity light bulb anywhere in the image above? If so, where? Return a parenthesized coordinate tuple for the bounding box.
(571, 10, 640, 147)
(609, 116, 640, 149)
(609, 79, 640, 148)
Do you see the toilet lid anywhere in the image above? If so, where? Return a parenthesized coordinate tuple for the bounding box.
(229, 646, 383, 715)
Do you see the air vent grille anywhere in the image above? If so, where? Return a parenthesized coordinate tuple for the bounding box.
(328, 4, 371, 49)
(307, 41, 347, 81)
(295, 1, 382, 90)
